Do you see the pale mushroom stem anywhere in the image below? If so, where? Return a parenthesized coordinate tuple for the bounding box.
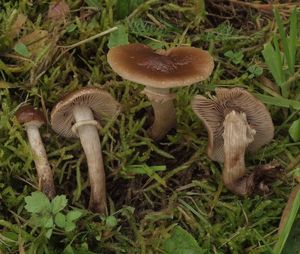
(222, 111, 256, 196)
(143, 87, 176, 141)
(72, 105, 106, 214)
(25, 124, 56, 198)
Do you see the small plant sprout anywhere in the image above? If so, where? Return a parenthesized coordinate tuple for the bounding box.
(51, 87, 120, 214)
(192, 88, 275, 195)
(16, 105, 56, 198)
(107, 43, 214, 141)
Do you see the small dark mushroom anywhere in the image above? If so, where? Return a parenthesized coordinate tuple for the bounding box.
(51, 87, 120, 213)
(107, 43, 214, 140)
(16, 105, 56, 198)
(192, 87, 275, 195)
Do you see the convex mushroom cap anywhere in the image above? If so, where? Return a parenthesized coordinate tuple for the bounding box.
(51, 87, 121, 137)
(16, 105, 46, 127)
(191, 87, 274, 163)
(107, 43, 214, 88)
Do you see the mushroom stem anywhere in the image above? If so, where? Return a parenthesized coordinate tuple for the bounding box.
(222, 111, 256, 196)
(72, 105, 106, 214)
(143, 87, 176, 141)
(25, 124, 56, 198)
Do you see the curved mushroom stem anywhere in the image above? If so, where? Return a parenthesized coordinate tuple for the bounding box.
(25, 124, 56, 198)
(143, 87, 176, 141)
(222, 111, 256, 196)
(72, 105, 107, 214)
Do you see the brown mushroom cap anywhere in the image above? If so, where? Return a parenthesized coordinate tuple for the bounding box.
(191, 87, 274, 163)
(16, 105, 46, 127)
(107, 43, 214, 88)
(51, 87, 121, 138)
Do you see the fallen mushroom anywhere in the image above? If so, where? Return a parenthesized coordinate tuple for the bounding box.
(107, 43, 214, 140)
(51, 87, 120, 213)
(16, 105, 56, 198)
(191, 87, 275, 195)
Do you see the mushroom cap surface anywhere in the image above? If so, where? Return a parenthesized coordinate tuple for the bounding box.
(51, 87, 121, 138)
(191, 87, 274, 163)
(107, 43, 214, 88)
(16, 105, 46, 127)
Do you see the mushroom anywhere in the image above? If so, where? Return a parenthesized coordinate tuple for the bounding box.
(107, 43, 214, 140)
(50, 87, 120, 213)
(191, 87, 275, 195)
(16, 105, 56, 198)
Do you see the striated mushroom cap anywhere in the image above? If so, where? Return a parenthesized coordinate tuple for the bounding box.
(51, 87, 121, 138)
(191, 87, 274, 163)
(16, 105, 46, 128)
(107, 43, 214, 88)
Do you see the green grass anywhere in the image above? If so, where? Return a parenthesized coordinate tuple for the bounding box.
(0, 0, 300, 253)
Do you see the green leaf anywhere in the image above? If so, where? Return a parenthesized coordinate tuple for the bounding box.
(46, 228, 53, 239)
(65, 221, 76, 232)
(24, 192, 51, 213)
(124, 165, 167, 185)
(55, 212, 66, 228)
(115, 0, 144, 19)
(274, 189, 300, 253)
(66, 210, 82, 222)
(282, 219, 300, 254)
(262, 42, 285, 88)
(115, 1, 129, 19)
(162, 226, 205, 254)
(31, 214, 53, 228)
(274, 9, 292, 75)
(107, 25, 128, 49)
(288, 8, 297, 75)
(289, 119, 300, 142)
(254, 93, 300, 110)
(85, 0, 101, 9)
(224, 50, 244, 64)
(248, 65, 263, 77)
(51, 195, 68, 214)
(44, 216, 54, 228)
(66, 23, 77, 33)
(13, 42, 31, 57)
(105, 215, 117, 227)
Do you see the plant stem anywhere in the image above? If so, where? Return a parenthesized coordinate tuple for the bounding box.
(25, 125, 56, 198)
(72, 105, 106, 214)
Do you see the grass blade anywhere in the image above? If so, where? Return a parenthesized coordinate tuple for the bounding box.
(262, 42, 285, 87)
(254, 93, 300, 110)
(273, 187, 300, 254)
(288, 8, 297, 75)
(274, 8, 292, 74)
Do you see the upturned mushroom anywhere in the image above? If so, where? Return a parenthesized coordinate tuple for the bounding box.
(51, 87, 120, 213)
(191, 87, 275, 195)
(16, 105, 56, 198)
(107, 43, 214, 140)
